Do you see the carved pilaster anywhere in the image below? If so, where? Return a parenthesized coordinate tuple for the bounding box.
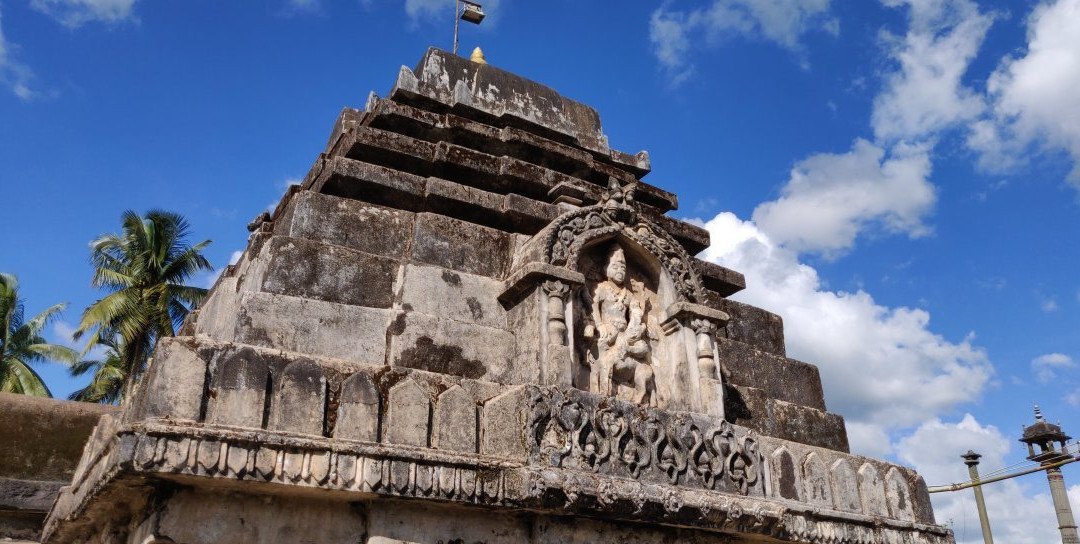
(659, 302, 731, 418)
(690, 318, 718, 380)
(542, 280, 571, 346)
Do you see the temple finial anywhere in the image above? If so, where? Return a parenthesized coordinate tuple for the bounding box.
(1034, 404, 1044, 421)
(470, 47, 487, 65)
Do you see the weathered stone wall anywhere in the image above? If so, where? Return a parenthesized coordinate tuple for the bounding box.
(188, 47, 845, 451)
(0, 394, 118, 541)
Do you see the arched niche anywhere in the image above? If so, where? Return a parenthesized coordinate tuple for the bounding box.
(569, 235, 711, 413)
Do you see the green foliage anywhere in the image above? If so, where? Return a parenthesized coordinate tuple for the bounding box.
(0, 273, 78, 396)
(75, 210, 212, 400)
(68, 335, 125, 404)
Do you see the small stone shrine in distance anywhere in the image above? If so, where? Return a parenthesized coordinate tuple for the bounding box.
(41, 49, 953, 543)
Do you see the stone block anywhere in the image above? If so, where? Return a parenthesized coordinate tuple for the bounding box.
(206, 347, 270, 429)
(480, 386, 528, 461)
(138, 338, 207, 422)
(400, 264, 507, 329)
(366, 500, 530, 544)
(434, 141, 503, 190)
(770, 446, 802, 501)
(191, 276, 239, 342)
(260, 236, 399, 309)
(411, 213, 512, 278)
(313, 156, 427, 210)
(424, 175, 504, 224)
(335, 372, 381, 442)
(285, 190, 415, 259)
(724, 384, 773, 437)
(830, 458, 861, 512)
(713, 297, 786, 357)
(153, 489, 366, 544)
(858, 462, 889, 517)
(693, 258, 745, 298)
(885, 467, 916, 521)
(388, 312, 514, 382)
(233, 291, 391, 365)
(503, 191, 559, 233)
(384, 378, 430, 448)
(341, 125, 436, 175)
(911, 474, 937, 524)
(769, 399, 850, 452)
(431, 385, 478, 453)
(717, 337, 825, 411)
(802, 451, 833, 508)
(270, 359, 327, 436)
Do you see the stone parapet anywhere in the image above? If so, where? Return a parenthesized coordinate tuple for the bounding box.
(43, 339, 946, 543)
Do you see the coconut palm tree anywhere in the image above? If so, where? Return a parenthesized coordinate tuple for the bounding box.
(74, 210, 212, 399)
(0, 273, 78, 396)
(68, 334, 125, 404)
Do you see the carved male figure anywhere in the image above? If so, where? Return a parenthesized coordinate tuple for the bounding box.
(587, 245, 657, 405)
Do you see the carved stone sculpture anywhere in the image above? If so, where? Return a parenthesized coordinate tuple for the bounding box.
(584, 245, 657, 405)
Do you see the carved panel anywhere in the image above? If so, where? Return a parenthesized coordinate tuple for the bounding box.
(523, 387, 763, 495)
(385, 378, 430, 448)
(858, 462, 888, 517)
(270, 359, 327, 436)
(770, 446, 801, 501)
(885, 467, 915, 521)
(432, 385, 477, 453)
(802, 452, 832, 508)
(335, 372, 380, 442)
(207, 348, 269, 429)
(830, 458, 861, 512)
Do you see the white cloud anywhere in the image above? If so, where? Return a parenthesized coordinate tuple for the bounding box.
(52, 320, 80, 348)
(284, 0, 320, 12)
(649, 0, 838, 82)
(0, 7, 39, 101)
(896, 415, 1066, 544)
(751, 139, 935, 256)
(741, 0, 995, 257)
(700, 212, 992, 454)
(30, 0, 138, 28)
(1067, 389, 1080, 407)
(872, 0, 992, 142)
(51, 319, 109, 359)
(1031, 353, 1075, 384)
(1040, 296, 1059, 312)
(970, 0, 1080, 187)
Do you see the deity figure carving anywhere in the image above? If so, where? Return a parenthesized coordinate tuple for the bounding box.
(583, 245, 658, 406)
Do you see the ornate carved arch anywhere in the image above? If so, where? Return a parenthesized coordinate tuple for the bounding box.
(543, 200, 704, 303)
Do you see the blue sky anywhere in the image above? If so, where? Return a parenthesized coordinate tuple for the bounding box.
(1, 1, 1078, 541)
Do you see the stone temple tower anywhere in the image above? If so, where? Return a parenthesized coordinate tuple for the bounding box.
(42, 49, 952, 543)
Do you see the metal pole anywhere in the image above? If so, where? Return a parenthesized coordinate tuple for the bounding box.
(453, 0, 460, 55)
(1046, 466, 1080, 543)
(962, 450, 994, 544)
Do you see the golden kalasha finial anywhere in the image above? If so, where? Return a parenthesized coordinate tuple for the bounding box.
(470, 47, 487, 64)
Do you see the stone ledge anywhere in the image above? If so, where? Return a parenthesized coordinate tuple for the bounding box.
(43, 422, 951, 544)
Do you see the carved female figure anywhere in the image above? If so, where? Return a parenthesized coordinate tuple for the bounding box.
(585, 245, 657, 405)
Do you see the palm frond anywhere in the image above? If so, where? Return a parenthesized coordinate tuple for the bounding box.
(3, 358, 52, 397)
